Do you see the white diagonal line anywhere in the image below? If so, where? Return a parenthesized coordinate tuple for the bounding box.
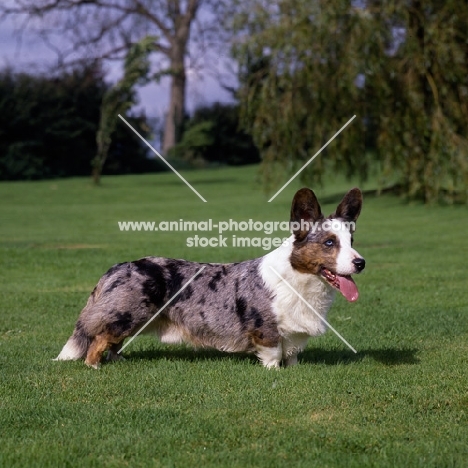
(118, 265, 207, 354)
(268, 115, 356, 202)
(268, 266, 357, 353)
(118, 114, 207, 202)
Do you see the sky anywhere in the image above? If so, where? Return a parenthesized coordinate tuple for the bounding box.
(0, 13, 236, 120)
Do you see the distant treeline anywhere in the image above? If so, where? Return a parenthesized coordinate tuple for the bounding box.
(0, 65, 259, 181)
(0, 66, 162, 181)
(170, 103, 260, 168)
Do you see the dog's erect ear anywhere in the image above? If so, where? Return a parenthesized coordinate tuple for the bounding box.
(290, 188, 323, 241)
(333, 188, 363, 224)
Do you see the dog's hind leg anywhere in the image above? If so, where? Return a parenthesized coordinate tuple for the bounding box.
(106, 342, 126, 362)
(85, 333, 121, 369)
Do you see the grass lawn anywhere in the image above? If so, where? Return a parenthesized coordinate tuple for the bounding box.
(0, 165, 467, 467)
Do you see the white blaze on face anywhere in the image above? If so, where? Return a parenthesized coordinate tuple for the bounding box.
(329, 219, 361, 276)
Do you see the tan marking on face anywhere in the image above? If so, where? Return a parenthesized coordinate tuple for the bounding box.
(289, 233, 339, 275)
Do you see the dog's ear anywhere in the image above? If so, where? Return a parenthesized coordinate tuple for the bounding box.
(290, 188, 323, 241)
(333, 188, 362, 225)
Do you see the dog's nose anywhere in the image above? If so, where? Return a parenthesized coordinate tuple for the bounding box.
(352, 257, 366, 272)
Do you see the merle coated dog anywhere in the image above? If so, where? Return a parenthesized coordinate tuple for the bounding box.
(55, 188, 365, 368)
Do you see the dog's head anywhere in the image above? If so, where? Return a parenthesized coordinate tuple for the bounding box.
(289, 188, 365, 302)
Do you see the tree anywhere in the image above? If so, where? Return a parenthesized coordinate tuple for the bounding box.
(0, 65, 105, 180)
(1, 0, 205, 154)
(169, 103, 260, 166)
(230, 0, 380, 190)
(377, 0, 468, 202)
(230, 0, 468, 203)
(0, 65, 156, 180)
(93, 36, 155, 184)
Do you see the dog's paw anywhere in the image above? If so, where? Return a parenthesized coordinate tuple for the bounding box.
(106, 351, 126, 362)
(85, 360, 101, 370)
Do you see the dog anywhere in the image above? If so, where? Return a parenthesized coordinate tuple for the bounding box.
(55, 187, 365, 369)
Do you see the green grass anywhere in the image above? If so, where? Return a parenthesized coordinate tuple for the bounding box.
(1, 165, 467, 467)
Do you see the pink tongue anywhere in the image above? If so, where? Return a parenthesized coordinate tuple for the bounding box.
(337, 275, 359, 302)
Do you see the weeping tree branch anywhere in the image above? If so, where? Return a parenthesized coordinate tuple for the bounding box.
(92, 35, 156, 184)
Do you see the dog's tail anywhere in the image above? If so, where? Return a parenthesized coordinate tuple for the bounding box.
(53, 325, 91, 361)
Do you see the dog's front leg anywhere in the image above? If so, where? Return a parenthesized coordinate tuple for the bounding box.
(255, 343, 283, 369)
(284, 354, 298, 367)
(281, 335, 309, 367)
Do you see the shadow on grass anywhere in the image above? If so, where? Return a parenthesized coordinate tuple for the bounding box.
(123, 346, 419, 366)
(300, 347, 420, 366)
(125, 347, 257, 365)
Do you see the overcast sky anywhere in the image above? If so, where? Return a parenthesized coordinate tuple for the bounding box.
(0, 14, 236, 119)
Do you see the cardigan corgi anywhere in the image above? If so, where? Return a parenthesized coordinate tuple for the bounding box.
(55, 187, 365, 368)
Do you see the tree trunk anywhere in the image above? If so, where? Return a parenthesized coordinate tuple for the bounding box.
(161, 0, 199, 155)
(158, 0, 200, 155)
(162, 59, 186, 154)
(91, 165, 102, 185)
(162, 38, 188, 154)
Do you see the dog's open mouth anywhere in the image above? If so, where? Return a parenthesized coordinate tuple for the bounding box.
(321, 268, 359, 302)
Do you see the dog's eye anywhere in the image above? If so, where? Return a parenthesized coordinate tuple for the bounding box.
(324, 239, 334, 247)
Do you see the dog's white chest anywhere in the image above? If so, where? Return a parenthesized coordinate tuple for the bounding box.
(259, 242, 336, 338)
(273, 273, 335, 337)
